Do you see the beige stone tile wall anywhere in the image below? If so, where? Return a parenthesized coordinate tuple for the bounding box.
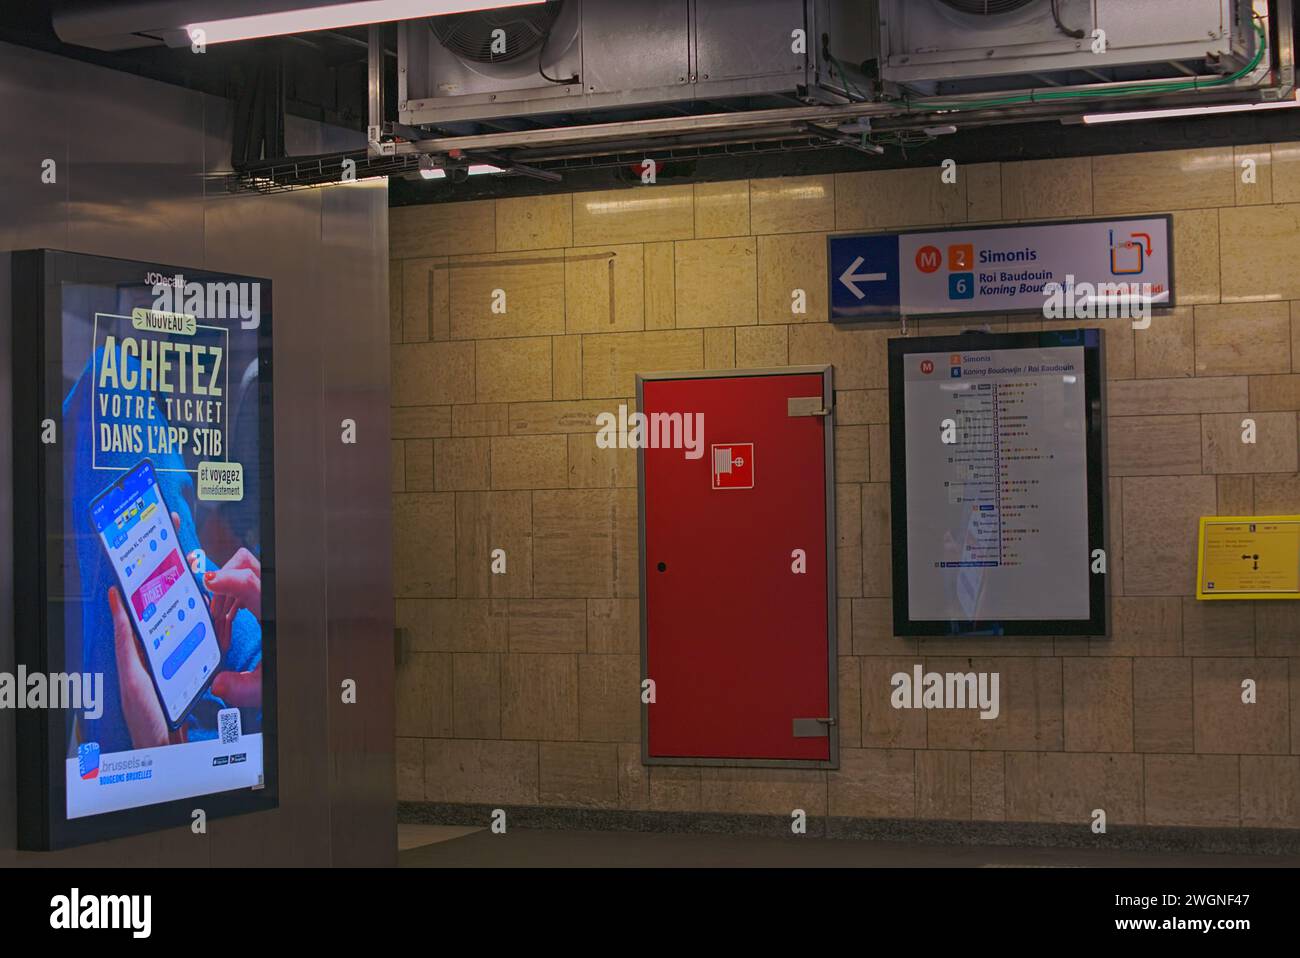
(392, 147, 1300, 829)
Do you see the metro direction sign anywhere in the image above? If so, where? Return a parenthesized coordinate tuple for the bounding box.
(828, 215, 1173, 323)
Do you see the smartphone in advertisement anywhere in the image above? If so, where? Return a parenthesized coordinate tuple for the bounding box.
(89, 459, 221, 730)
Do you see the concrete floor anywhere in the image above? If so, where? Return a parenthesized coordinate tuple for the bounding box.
(397, 825, 1300, 868)
(396, 824, 485, 851)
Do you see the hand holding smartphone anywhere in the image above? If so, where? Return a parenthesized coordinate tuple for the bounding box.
(90, 459, 221, 731)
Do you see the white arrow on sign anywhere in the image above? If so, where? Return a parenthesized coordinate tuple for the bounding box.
(839, 256, 887, 300)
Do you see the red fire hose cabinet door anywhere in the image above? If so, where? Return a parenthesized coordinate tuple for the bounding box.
(637, 366, 838, 768)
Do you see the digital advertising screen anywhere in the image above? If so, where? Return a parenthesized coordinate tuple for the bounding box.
(886, 329, 1107, 637)
(11, 250, 277, 849)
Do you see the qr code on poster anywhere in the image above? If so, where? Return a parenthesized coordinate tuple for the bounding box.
(218, 707, 242, 745)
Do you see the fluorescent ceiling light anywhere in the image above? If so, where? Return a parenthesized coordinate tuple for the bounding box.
(187, 1, 544, 45)
(417, 154, 444, 179)
(1080, 91, 1300, 125)
(415, 162, 502, 179)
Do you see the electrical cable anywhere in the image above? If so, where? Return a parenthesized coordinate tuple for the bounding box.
(867, 127, 936, 160)
(538, 62, 577, 83)
(825, 49, 871, 102)
(537, 12, 577, 84)
(869, 129, 936, 147)
(1050, 0, 1086, 40)
(895, 14, 1267, 114)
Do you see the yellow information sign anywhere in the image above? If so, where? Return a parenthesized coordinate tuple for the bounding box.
(1196, 516, 1300, 600)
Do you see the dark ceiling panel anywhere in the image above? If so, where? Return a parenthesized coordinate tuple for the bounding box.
(4, 1, 1298, 204)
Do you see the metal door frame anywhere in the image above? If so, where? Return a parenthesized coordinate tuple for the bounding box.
(636, 365, 838, 770)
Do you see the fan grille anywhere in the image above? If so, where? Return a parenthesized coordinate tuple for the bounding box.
(428, 1, 563, 63)
(938, 0, 1036, 14)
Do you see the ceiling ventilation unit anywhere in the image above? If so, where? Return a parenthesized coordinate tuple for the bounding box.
(398, 0, 876, 126)
(939, 0, 1037, 13)
(395, 1, 582, 120)
(877, 0, 1260, 96)
(427, 3, 563, 62)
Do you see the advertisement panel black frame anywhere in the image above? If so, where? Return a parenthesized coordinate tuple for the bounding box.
(887, 328, 1107, 637)
(11, 249, 279, 849)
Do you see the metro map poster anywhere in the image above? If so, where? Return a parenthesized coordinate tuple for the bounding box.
(886, 329, 1107, 637)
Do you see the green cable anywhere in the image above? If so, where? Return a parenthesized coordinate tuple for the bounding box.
(827, 51, 870, 102)
(896, 15, 1268, 114)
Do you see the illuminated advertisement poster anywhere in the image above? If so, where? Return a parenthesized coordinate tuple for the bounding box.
(12, 250, 277, 849)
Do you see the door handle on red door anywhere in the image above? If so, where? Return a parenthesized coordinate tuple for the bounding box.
(792, 717, 835, 737)
(788, 396, 830, 417)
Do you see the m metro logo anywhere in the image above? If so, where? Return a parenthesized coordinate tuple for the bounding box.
(915, 246, 942, 273)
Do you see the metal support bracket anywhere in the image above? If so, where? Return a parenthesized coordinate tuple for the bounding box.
(367, 24, 384, 155)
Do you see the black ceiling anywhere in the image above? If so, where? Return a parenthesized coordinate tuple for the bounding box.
(3, 1, 1299, 205)
(0, 0, 387, 132)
